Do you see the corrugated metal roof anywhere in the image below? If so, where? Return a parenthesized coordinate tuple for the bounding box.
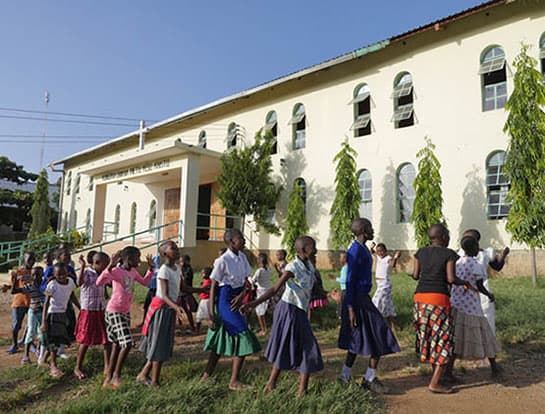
(51, 0, 509, 166)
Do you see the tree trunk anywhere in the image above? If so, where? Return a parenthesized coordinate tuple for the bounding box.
(531, 246, 537, 287)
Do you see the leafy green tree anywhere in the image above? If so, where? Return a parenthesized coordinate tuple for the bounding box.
(217, 130, 282, 234)
(281, 180, 308, 258)
(411, 137, 445, 247)
(503, 44, 545, 286)
(29, 169, 51, 236)
(0, 156, 38, 231)
(329, 140, 361, 249)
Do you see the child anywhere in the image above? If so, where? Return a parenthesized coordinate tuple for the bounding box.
(270, 249, 288, 313)
(327, 251, 347, 319)
(241, 236, 323, 397)
(73, 251, 111, 380)
(411, 224, 472, 394)
(308, 255, 329, 324)
(250, 253, 272, 336)
(41, 263, 80, 377)
(7, 251, 36, 354)
(201, 229, 261, 390)
(338, 218, 400, 393)
(96, 246, 154, 389)
(140, 255, 160, 327)
(459, 229, 509, 335)
(178, 254, 198, 333)
(370, 243, 400, 332)
(446, 236, 500, 380)
(195, 267, 213, 333)
(137, 241, 186, 387)
(12, 266, 45, 364)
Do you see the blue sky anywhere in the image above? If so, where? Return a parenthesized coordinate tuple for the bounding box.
(0, 0, 485, 176)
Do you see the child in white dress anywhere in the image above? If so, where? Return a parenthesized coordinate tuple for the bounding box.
(370, 243, 400, 331)
(250, 253, 272, 336)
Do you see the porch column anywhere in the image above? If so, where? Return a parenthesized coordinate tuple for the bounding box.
(92, 183, 106, 243)
(179, 155, 200, 247)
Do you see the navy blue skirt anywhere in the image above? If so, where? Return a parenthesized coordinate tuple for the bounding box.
(218, 285, 248, 336)
(338, 292, 400, 356)
(265, 300, 324, 374)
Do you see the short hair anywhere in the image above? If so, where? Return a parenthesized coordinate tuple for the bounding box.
(120, 246, 140, 261)
(53, 262, 68, 275)
(376, 243, 387, 251)
(202, 267, 213, 277)
(276, 249, 287, 258)
(351, 218, 372, 236)
(464, 229, 481, 241)
(461, 236, 479, 257)
(223, 228, 243, 245)
(294, 236, 315, 254)
(159, 240, 177, 256)
(181, 254, 191, 262)
(94, 252, 110, 263)
(428, 223, 449, 240)
(258, 252, 268, 268)
(86, 250, 98, 264)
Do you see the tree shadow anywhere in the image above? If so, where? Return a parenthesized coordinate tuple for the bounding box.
(457, 165, 503, 246)
(378, 161, 409, 251)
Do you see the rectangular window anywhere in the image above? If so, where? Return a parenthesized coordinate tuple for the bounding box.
(294, 128, 306, 149)
(487, 186, 510, 219)
(484, 82, 507, 111)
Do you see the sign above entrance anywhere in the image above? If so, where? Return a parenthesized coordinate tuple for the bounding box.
(100, 159, 171, 181)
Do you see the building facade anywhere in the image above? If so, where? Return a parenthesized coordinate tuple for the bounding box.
(51, 0, 545, 272)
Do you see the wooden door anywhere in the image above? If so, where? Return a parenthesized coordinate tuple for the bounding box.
(163, 188, 180, 240)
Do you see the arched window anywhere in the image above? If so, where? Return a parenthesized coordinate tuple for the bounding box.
(351, 84, 371, 137)
(65, 171, 72, 195)
(486, 151, 510, 219)
(74, 174, 81, 194)
(198, 130, 207, 149)
(227, 122, 238, 150)
(149, 200, 157, 229)
(397, 163, 416, 223)
(294, 177, 307, 204)
(392, 72, 414, 128)
(114, 205, 121, 235)
(480, 46, 507, 111)
(264, 110, 278, 154)
(357, 169, 372, 220)
(290, 103, 306, 150)
(539, 33, 545, 77)
(88, 176, 94, 191)
(129, 202, 137, 234)
(85, 208, 91, 234)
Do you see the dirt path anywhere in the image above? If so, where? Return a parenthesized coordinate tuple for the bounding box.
(1, 291, 545, 413)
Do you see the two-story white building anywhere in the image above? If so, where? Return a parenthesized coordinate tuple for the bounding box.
(51, 0, 545, 273)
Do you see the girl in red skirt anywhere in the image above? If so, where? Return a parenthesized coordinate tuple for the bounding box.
(74, 251, 111, 380)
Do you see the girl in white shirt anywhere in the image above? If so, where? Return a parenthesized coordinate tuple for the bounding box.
(250, 253, 272, 336)
(371, 243, 400, 332)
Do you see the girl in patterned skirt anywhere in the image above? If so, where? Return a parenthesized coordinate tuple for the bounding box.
(371, 243, 400, 332)
(411, 224, 472, 394)
(241, 236, 323, 397)
(446, 236, 500, 381)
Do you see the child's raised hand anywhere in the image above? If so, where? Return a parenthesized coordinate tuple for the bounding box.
(502, 247, 510, 258)
(78, 255, 86, 268)
(393, 251, 401, 260)
(145, 254, 154, 269)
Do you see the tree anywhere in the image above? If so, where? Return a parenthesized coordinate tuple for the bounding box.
(503, 43, 545, 286)
(217, 130, 282, 234)
(411, 137, 445, 247)
(0, 156, 38, 231)
(329, 140, 361, 250)
(29, 169, 52, 236)
(281, 180, 308, 258)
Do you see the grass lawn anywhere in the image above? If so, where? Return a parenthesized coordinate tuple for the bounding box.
(1, 271, 544, 413)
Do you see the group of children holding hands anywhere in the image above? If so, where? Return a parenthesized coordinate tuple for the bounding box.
(3, 217, 508, 396)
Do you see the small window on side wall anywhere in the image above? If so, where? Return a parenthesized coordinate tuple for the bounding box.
(486, 151, 510, 219)
(289, 104, 306, 150)
(129, 202, 137, 234)
(397, 163, 416, 223)
(539, 33, 545, 76)
(264, 110, 278, 154)
(351, 84, 371, 137)
(227, 123, 239, 150)
(198, 130, 207, 149)
(357, 169, 372, 220)
(479, 46, 507, 111)
(65, 172, 72, 195)
(392, 73, 414, 129)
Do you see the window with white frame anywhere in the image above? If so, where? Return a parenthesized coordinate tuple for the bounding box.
(480, 46, 507, 111)
(85, 208, 91, 233)
(129, 202, 137, 234)
(88, 176, 94, 191)
(294, 177, 307, 206)
(486, 151, 510, 219)
(75, 174, 81, 194)
(227, 122, 239, 150)
(357, 169, 372, 220)
(65, 172, 72, 195)
(392, 73, 414, 128)
(289, 104, 306, 150)
(198, 130, 207, 149)
(351, 84, 371, 137)
(264, 110, 278, 154)
(397, 163, 416, 223)
(149, 200, 157, 229)
(114, 205, 120, 235)
(539, 33, 545, 77)
(63, 212, 68, 232)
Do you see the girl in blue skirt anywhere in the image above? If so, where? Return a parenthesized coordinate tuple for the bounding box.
(338, 218, 400, 394)
(241, 236, 323, 397)
(201, 229, 261, 390)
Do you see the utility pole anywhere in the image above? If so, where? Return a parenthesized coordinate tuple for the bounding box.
(39, 90, 50, 169)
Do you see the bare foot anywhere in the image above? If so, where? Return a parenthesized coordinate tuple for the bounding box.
(428, 385, 455, 394)
(37, 359, 49, 369)
(199, 373, 210, 384)
(102, 376, 112, 390)
(264, 384, 275, 394)
(111, 376, 122, 390)
(136, 374, 151, 386)
(49, 367, 64, 378)
(229, 381, 252, 391)
(296, 390, 308, 399)
(73, 368, 86, 380)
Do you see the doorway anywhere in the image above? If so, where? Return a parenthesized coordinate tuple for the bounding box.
(163, 188, 180, 240)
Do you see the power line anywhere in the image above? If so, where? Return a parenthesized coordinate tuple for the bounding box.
(0, 134, 111, 138)
(0, 106, 157, 123)
(0, 114, 136, 127)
